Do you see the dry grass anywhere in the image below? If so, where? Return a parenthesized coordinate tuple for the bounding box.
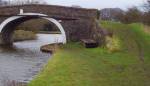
(105, 36, 121, 53)
(144, 25, 150, 34)
(1, 76, 26, 86)
(13, 30, 37, 42)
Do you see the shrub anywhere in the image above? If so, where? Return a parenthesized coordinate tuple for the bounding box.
(105, 36, 121, 53)
(13, 30, 37, 42)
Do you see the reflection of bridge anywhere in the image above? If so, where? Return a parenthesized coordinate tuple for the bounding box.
(0, 4, 100, 45)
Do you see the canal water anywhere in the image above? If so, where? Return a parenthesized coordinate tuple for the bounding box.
(0, 34, 64, 86)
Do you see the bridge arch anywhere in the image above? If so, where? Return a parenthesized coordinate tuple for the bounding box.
(0, 13, 66, 45)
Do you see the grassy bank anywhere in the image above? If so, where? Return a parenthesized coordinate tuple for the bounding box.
(29, 22, 150, 86)
(13, 30, 37, 42)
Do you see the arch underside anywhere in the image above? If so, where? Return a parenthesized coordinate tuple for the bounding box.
(0, 15, 66, 45)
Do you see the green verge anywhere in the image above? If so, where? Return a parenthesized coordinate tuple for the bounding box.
(28, 21, 150, 86)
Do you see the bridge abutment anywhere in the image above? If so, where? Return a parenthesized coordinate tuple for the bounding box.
(0, 33, 13, 45)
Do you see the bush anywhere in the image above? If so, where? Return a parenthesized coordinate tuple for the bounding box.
(13, 30, 37, 42)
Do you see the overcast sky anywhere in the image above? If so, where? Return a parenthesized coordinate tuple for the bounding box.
(45, 0, 147, 10)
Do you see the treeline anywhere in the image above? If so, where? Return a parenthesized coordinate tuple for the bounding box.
(0, 0, 46, 6)
(100, 0, 150, 25)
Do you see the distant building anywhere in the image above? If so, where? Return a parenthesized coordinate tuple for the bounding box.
(100, 8, 124, 21)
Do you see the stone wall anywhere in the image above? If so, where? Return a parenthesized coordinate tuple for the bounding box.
(0, 4, 99, 19)
(0, 4, 101, 41)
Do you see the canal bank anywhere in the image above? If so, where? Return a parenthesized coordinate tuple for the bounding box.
(29, 22, 150, 86)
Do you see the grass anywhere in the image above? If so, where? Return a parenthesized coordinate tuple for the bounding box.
(28, 21, 150, 86)
(101, 21, 150, 63)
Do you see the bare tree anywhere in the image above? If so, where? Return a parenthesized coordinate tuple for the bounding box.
(143, 0, 150, 12)
(142, 0, 150, 25)
(125, 7, 142, 23)
(3, 0, 47, 6)
(0, 0, 8, 6)
(71, 5, 82, 8)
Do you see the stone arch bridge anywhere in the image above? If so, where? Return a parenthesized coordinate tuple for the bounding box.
(0, 4, 101, 45)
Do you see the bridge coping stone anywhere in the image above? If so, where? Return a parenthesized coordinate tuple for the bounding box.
(0, 4, 100, 19)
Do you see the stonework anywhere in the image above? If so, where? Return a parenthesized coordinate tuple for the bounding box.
(0, 4, 101, 42)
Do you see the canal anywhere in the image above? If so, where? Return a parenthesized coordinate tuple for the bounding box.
(0, 34, 64, 85)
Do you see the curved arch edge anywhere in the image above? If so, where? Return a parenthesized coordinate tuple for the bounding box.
(0, 16, 23, 32)
(42, 17, 67, 44)
(0, 14, 67, 44)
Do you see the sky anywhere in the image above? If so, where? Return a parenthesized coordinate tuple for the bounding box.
(45, 0, 147, 10)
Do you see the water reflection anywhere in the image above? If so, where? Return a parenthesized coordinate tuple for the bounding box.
(0, 34, 63, 85)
